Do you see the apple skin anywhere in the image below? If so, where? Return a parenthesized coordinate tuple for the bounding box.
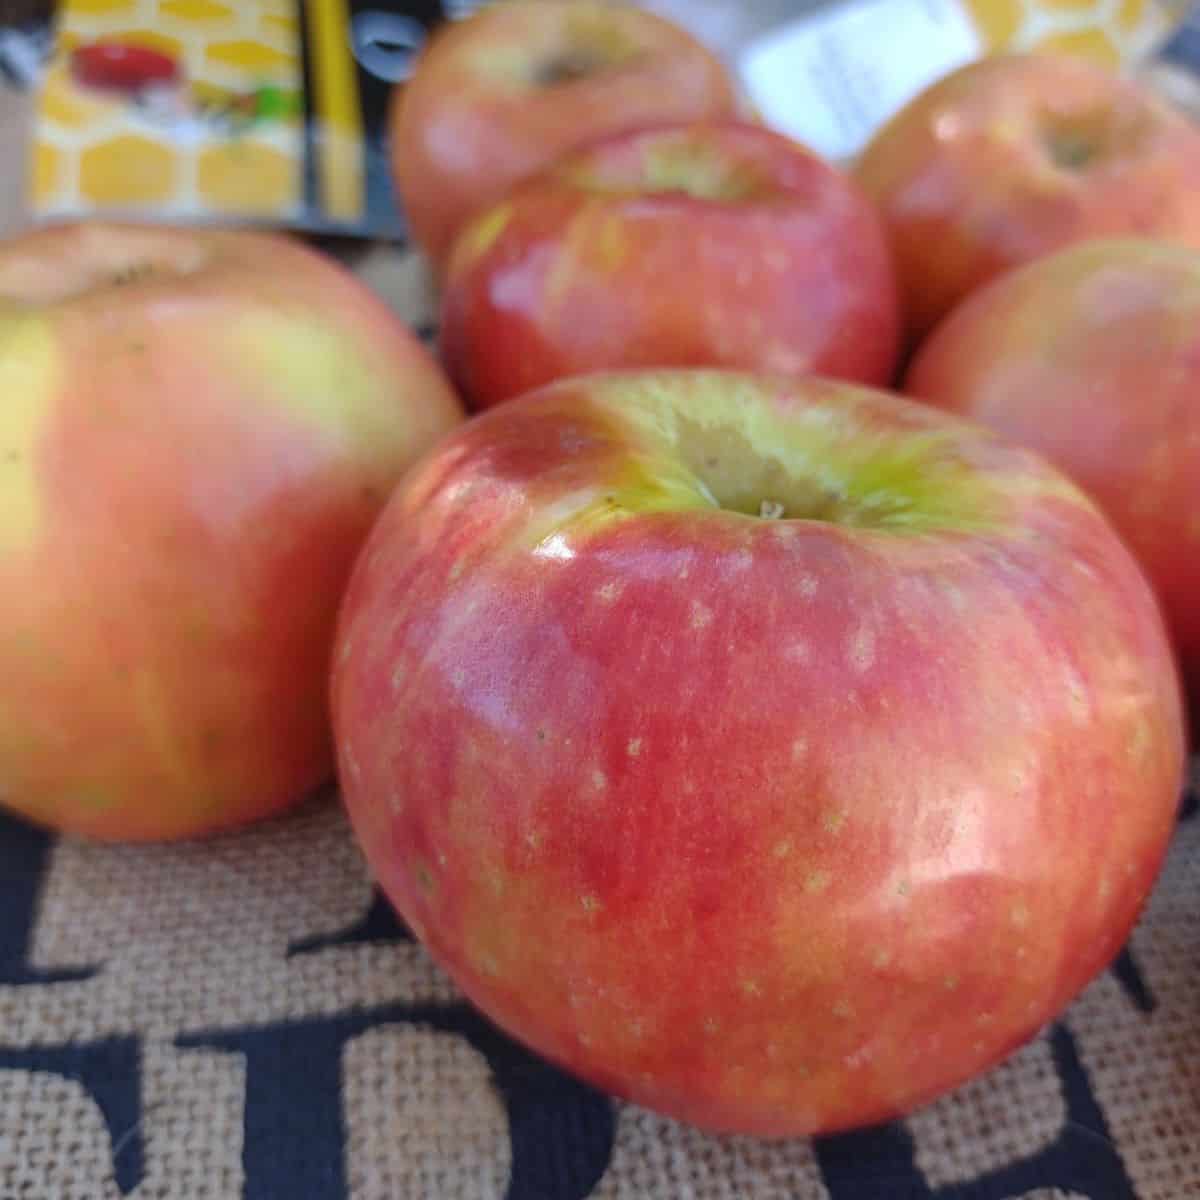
(856, 53, 1200, 340)
(389, 0, 738, 272)
(906, 236, 1200, 726)
(331, 368, 1184, 1137)
(441, 121, 901, 409)
(0, 222, 464, 842)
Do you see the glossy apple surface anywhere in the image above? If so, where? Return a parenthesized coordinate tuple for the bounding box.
(856, 53, 1200, 338)
(907, 236, 1200, 722)
(390, 0, 738, 271)
(0, 222, 464, 841)
(441, 121, 901, 408)
(332, 368, 1183, 1137)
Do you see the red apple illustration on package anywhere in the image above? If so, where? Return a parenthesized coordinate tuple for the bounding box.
(71, 40, 182, 95)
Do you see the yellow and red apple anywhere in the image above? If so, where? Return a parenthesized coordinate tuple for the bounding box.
(856, 53, 1200, 338)
(907, 236, 1200, 724)
(389, 0, 739, 271)
(441, 121, 902, 408)
(332, 368, 1183, 1137)
(0, 222, 463, 841)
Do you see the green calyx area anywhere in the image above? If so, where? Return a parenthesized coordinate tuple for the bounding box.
(638, 142, 762, 202)
(566, 138, 764, 204)
(552, 372, 1035, 537)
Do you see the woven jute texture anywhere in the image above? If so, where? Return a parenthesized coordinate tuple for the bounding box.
(0, 791, 1196, 1199)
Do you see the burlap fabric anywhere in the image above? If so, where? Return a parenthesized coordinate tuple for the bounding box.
(0, 787, 1196, 1199)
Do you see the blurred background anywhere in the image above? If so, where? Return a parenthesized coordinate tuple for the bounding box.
(3, 0, 1198, 247)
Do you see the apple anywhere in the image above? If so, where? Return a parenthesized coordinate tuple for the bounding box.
(906, 235, 1200, 724)
(389, 0, 739, 272)
(441, 120, 901, 409)
(331, 367, 1184, 1137)
(855, 53, 1200, 339)
(0, 221, 464, 842)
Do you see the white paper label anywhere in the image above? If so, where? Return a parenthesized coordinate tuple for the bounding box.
(738, 0, 984, 161)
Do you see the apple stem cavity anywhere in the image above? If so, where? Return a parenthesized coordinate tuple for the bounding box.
(1040, 108, 1140, 172)
(1046, 131, 1097, 171)
(535, 50, 609, 87)
(110, 262, 159, 287)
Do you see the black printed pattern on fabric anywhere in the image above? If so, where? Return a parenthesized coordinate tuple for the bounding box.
(0, 811, 140, 1191)
(0, 1037, 145, 1193)
(0, 809, 98, 984)
(815, 1025, 1137, 1200)
(1110, 946, 1156, 1015)
(0, 804, 1183, 1197)
(287, 885, 416, 957)
(1181, 785, 1198, 821)
(178, 1005, 616, 1200)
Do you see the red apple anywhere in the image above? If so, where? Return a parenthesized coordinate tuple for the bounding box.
(331, 368, 1183, 1137)
(0, 222, 464, 842)
(389, 0, 739, 272)
(906, 236, 1200, 724)
(855, 53, 1200, 339)
(441, 121, 901, 409)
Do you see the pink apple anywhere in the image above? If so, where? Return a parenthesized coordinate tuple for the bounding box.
(856, 53, 1200, 339)
(332, 368, 1183, 1137)
(441, 121, 901, 409)
(0, 222, 464, 841)
(389, 0, 739, 271)
(906, 235, 1200, 725)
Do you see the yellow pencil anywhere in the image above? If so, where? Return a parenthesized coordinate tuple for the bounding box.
(307, 0, 365, 223)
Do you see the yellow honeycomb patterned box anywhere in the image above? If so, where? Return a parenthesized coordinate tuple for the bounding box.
(28, 0, 417, 236)
(22, 0, 1194, 232)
